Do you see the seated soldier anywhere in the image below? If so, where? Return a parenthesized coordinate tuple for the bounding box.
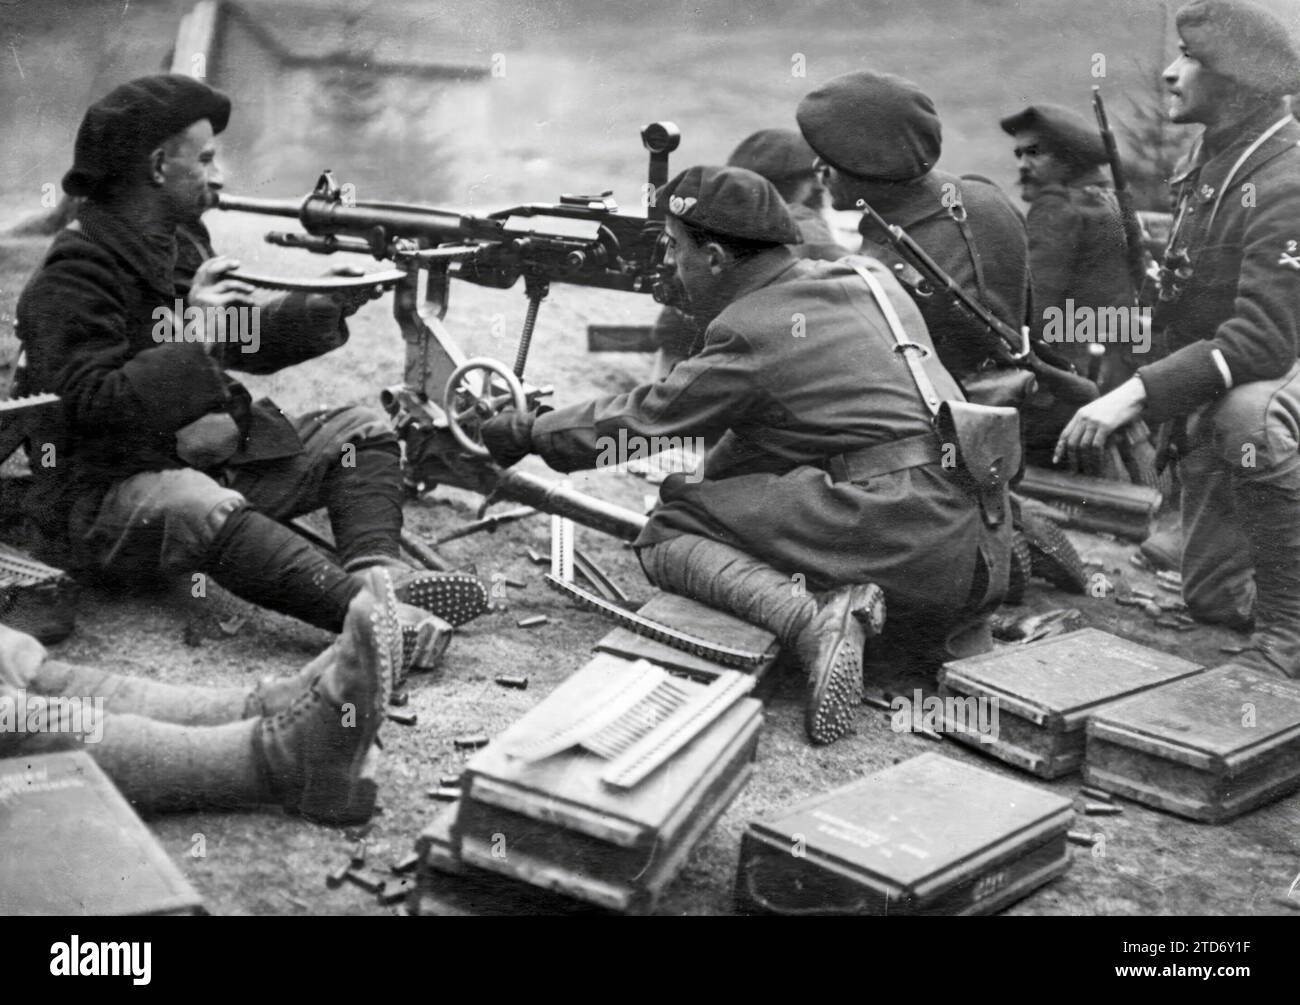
(0, 569, 402, 824)
(650, 128, 846, 377)
(483, 166, 1008, 745)
(14, 75, 488, 653)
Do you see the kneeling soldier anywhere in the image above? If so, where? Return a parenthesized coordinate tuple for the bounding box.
(483, 165, 1008, 744)
(1056, 0, 1300, 678)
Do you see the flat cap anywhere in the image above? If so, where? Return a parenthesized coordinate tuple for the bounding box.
(797, 71, 942, 181)
(63, 74, 231, 198)
(999, 104, 1108, 165)
(655, 165, 800, 244)
(726, 129, 820, 183)
(1176, 0, 1300, 97)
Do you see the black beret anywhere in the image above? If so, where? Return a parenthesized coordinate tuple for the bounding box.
(63, 74, 231, 198)
(796, 71, 942, 181)
(726, 129, 819, 183)
(999, 104, 1108, 166)
(655, 165, 800, 245)
(1176, 0, 1300, 97)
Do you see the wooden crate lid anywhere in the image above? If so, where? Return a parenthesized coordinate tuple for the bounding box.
(0, 751, 203, 915)
(463, 653, 762, 846)
(1087, 664, 1300, 771)
(747, 752, 1072, 897)
(942, 628, 1203, 727)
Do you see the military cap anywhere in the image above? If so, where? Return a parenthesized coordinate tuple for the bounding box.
(796, 71, 942, 181)
(1176, 0, 1300, 97)
(655, 165, 800, 244)
(999, 104, 1108, 166)
(726, 129, 820, 183)
(63, 74, 232, 198)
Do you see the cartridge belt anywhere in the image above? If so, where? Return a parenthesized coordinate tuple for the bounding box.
(825, 432, 944, 483)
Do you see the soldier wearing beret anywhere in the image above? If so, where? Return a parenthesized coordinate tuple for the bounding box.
(649, 128, 846, 376)
(1000, 104, 1134, 389)
(1056, 0, 1300, 679)
(797, 71, 1032, 384)
(482, 165, 1006, 745)
(15, 77, 487, 657)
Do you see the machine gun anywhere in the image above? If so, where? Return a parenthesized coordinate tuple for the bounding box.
(218, 122, 681, 543)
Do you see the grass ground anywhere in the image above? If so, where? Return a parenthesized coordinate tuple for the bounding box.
(2, 0, 1299, 916)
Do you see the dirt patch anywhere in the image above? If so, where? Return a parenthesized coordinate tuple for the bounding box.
(5, 213, 1298, 916)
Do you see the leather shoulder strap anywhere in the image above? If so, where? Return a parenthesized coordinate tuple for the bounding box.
(850, 263, 942, 417)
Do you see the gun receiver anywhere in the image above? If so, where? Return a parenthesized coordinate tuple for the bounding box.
(216, 121, 682, 523)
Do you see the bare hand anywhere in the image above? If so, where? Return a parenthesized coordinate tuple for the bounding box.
(1053, 377, 1148, 472)
(190, 255, 255, 311)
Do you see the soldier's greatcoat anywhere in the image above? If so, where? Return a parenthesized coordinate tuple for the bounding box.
(15, 204, 345, 547)
(530, 248, 997, 622)
(1138, 108, 1300, 423)
(856, 169, 1030, 378)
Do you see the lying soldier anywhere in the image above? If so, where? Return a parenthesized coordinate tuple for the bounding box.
(0, 569, 402, 824)
(483, 165, 1009, 745)
(15, 74, 488, 653)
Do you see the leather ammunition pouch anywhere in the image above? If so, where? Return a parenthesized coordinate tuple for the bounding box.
(960, 366, 1037, 410)
(937, 400, 1021, 527)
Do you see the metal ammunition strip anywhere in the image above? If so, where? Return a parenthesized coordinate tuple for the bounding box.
(601, 670, 754, 790)
(500, 659, 669, 762)
(0, 393, 60, 414)
(543, 574, 768, 669)
(0, 548, 65, 587)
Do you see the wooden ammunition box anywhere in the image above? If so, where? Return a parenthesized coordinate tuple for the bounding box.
(735, 752, 1073, 916)
(449, 654, 763, 914)
(1085, 664, 1300, 822)
(0, 751, 203, 915)
(939, 628, 1203, 778)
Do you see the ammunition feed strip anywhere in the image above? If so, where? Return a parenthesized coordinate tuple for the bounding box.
(498, 657, 753, 789)
(600, 670, 753, 790)
(0, 547, 69, 616)
(0, 393, 61, 414)
(543, 573, 768, 668)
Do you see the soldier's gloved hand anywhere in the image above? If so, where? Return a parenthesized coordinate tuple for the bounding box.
(481, 408, 539, 468)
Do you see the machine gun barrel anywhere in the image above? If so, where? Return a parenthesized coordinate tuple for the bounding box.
(216, 193, 305, 218)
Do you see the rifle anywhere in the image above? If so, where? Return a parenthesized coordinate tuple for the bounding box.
(217, 122, 680, 544)
(856, 201, 1099, 406)
(1091, 86, 1148, 298)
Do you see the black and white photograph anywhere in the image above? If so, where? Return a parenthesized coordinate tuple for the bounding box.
(0, 0, 1297, 952)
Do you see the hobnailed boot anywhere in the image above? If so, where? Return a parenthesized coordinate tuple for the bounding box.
(1232, 468, 1300, 680)
(247, 601, 452, 715)
(796, 583, 887, 745)
(639, 533, 886, 745)
(344, 554, 490, 629)
(256, 568, 401, 824)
